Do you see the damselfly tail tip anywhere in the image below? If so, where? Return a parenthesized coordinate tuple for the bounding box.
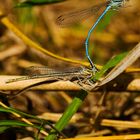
(6, 76, 29, 84)
(6, 79, 18, 84)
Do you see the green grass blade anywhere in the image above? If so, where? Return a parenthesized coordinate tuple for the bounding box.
(0, 107, 40, 121)
(45, 90, 88, 140)
(94, 52, 128, 80)
(15, 0, 65, 7)
(0, 106, 55, 129)
(0, 120, 35, 127)
(0, 126, 10, 134)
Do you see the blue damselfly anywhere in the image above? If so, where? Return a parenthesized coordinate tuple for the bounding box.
(56, 0, 129, 71)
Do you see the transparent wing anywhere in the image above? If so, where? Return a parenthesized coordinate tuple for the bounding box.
(6, 66, 58, 83)
(6, 66, 83, 83)
(56, 3, 106, 27)
(25, 66, 59, 76)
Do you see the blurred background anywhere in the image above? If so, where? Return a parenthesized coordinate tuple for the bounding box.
(0, 0, 140, 139)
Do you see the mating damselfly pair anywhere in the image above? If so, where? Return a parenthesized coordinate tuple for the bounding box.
(6, 0, 129, 91)
(56, 0, 129, 70)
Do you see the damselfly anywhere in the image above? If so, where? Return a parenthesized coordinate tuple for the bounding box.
(6, 66, 94, 90)
(56, 0, 129, 71)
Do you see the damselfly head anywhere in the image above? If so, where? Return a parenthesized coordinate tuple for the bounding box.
(80, 66, 96, 77)
(108, 0, 129, 8)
